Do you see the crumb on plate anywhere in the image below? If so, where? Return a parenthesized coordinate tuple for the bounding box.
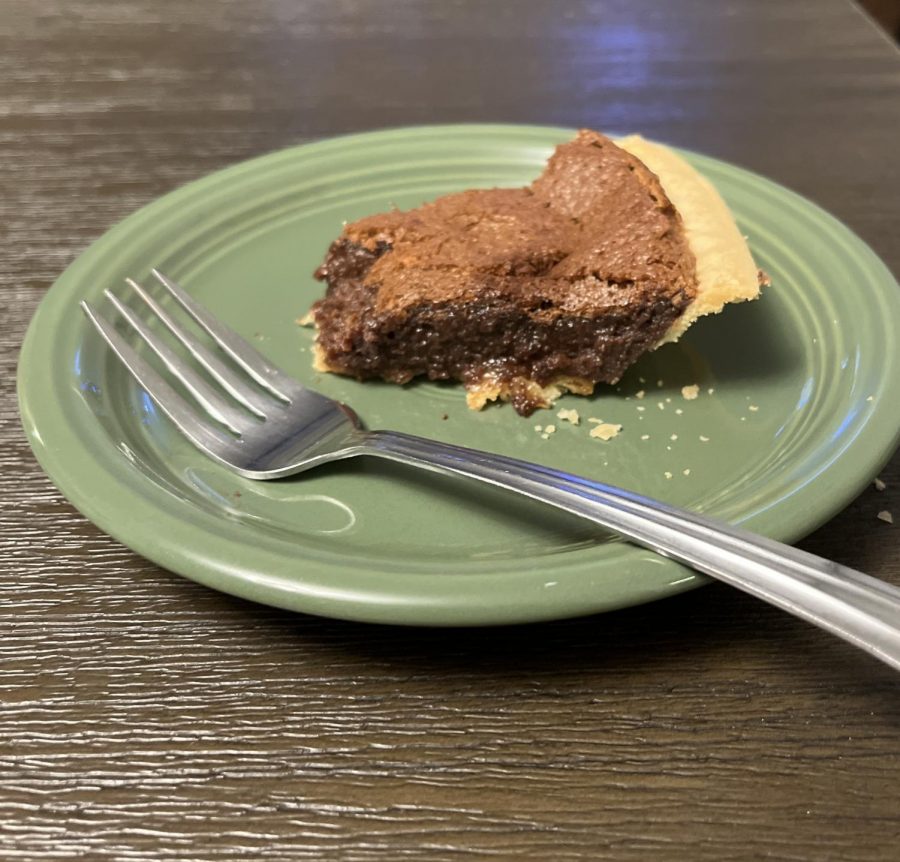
(589, 422, 622, 441)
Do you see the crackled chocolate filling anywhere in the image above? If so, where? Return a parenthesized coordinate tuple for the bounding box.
(311, 130, 698, 416)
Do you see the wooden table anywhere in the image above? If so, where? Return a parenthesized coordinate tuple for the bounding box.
(4, 1, 899, 858)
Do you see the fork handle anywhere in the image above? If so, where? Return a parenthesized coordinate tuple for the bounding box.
(360, 430, 900, 671)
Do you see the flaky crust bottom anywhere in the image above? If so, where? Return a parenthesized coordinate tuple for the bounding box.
(463, 375, 595, 412)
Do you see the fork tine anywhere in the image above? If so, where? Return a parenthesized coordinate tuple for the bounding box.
(104, 290, 250, 435)
(80, 302, 239, 456)
(125, 278, 268, 419)
(151, 269, 293, 402)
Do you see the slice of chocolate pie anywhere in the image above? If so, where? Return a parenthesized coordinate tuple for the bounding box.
(309, 130, 762, 416)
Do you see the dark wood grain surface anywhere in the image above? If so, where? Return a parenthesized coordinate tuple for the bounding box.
(3, 1, 900, 859)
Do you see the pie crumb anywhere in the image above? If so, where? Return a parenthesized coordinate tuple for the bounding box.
(557, 409, 580, 425)
(636, 390, 646, 399)
(683, 468, 691, 476)
(748, 404, 759, 412)
(641, 434, 650, 440)
(675, 408, 683, 415)
(877, 510, 893, 524)
(664, 471, 673, 480)
(657, 379, 664, 388)
(707, 387, 715, 395)
(657, 402, 665, 411)
(589, 422, 622, 441)
(681, 384, 700, 400)
(699, 435, 710, 442)
(544, 424, 556, 435)
(874, 478, 886, 491)
(534, 425, 543, 433)
(637, 405, 646, 412)
(867, 395, 875, 402)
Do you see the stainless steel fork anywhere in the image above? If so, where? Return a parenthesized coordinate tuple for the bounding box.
(82, 270, 900, 671)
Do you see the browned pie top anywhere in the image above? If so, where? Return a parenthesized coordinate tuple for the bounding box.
(331, 129, 698, 319)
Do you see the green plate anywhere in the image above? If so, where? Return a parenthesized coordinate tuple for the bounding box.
(17, 125, 900, 625)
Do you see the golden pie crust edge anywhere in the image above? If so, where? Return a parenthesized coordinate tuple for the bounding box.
(617, 134, 761, 346)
